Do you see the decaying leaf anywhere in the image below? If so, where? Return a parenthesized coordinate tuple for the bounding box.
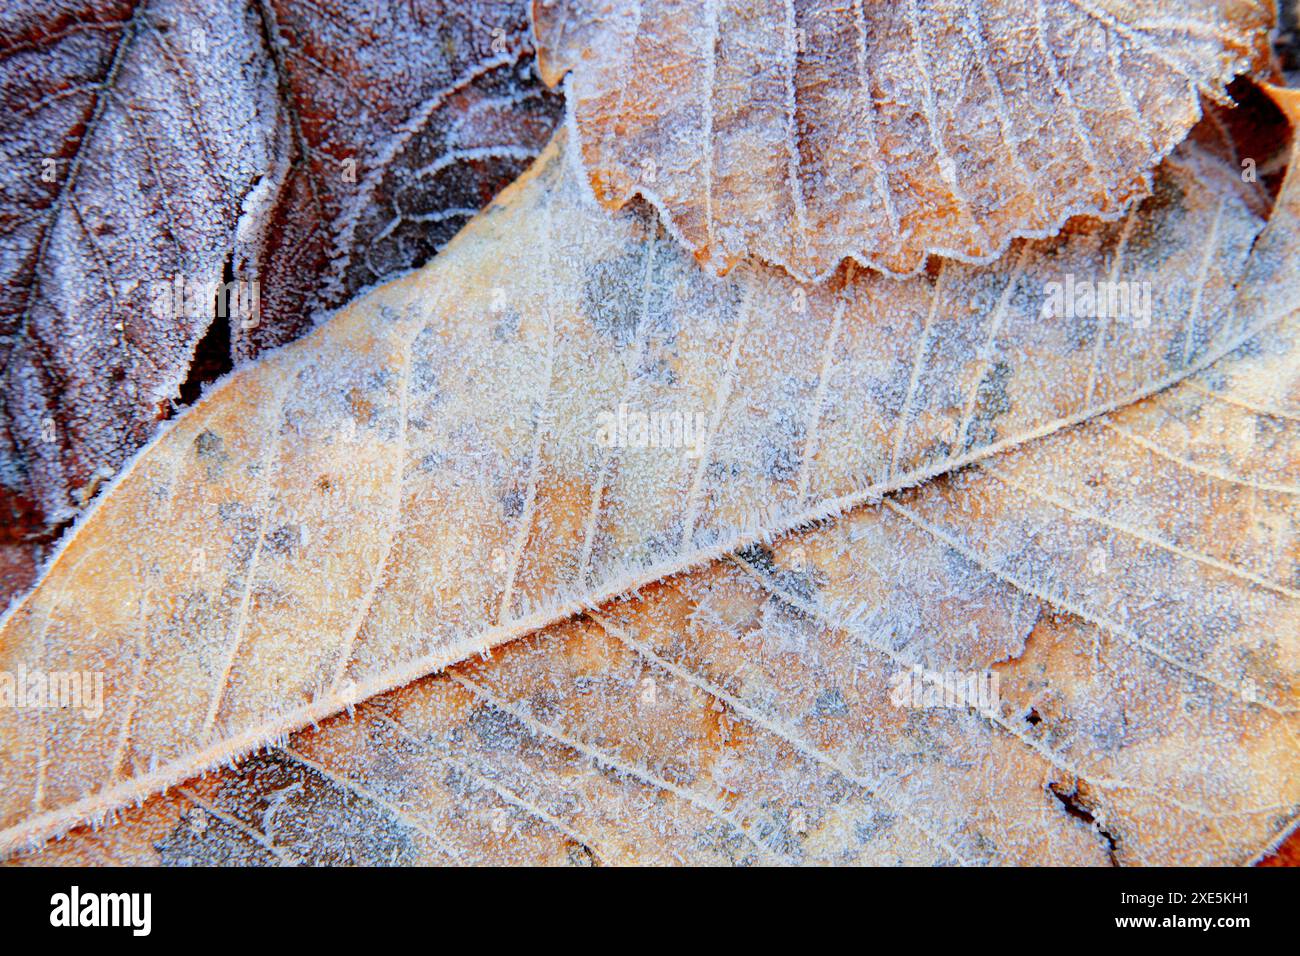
(1, 85, 1297, 857)
(0, 0, 282, 530)
(19, 298, 1299, 866)
(533, 0, 1276, 280)
(239, 0, 563, 360)
(0, 0, 561, 597)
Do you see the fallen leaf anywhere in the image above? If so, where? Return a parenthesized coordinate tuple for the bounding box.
(533, 0, 1275, 279)
(0, 0, 562, 593)
(0, 0, 282, 530)
(19, 298, 1298, 866)
(1, 89, 1295, 855)
(239, 0, 564, 360)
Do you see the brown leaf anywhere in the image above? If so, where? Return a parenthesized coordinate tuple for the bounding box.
(0, 0, 562, 592)
(0, 0, 282, 529)
(0, 93, 1294, 855)
(239, 0, 564, 360)
(533, 0, 1275, 280)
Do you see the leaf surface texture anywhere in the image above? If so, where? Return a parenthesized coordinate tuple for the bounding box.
(2, 107, 1297, 854)
(533, 0, 1275, 279)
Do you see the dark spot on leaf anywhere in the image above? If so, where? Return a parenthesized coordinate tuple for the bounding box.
(195, 429, 224, 461)
(735, 542, 776, 575)
(265, 524, 301, 556)
(466, 703, 526, 753)
(582, 247, 648, 346)
(502, 488, 525, 519)
(964, 360, 1012, 450)
(812, 689, 848, 719)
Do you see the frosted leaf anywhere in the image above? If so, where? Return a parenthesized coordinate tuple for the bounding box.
(240, 0, 564, 360)
(532, 0, 1275, 280)
(0, 0, 561, 595)
(0, 0, 281, 527)
(0, 93, 1296, 854)
(20, 300, 1298, 865)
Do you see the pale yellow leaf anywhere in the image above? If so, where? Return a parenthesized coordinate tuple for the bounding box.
(19, 299, 1299, 866)
(0, 98, 1295, 855)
